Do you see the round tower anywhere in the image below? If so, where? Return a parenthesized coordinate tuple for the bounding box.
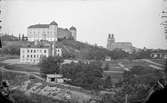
(49, 21, 58, 42)
(69, 26, 77, 40)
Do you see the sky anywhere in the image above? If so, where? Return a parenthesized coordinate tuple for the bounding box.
(0, 0, 167, 49)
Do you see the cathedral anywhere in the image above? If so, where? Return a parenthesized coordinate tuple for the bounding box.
(107, 34, 134, 53)
(27, 21, 77, 42)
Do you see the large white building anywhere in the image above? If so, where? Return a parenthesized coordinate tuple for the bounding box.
(20, 45, 62, 64)
(27, 21, 77, 41)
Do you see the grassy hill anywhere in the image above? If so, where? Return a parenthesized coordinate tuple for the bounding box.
(1, 40, 111, 60)
(55, 40, 111, 59)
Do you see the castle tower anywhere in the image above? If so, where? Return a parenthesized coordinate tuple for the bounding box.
(69, 26, 77, 40)
(107, 34, 115, 49)
(49, 21, 58, 42)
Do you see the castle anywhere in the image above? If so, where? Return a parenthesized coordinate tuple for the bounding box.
(27, 21, 77, 42)
(107, 34, 134, 53)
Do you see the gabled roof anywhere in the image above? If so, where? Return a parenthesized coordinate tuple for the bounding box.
(28, 21, 58, 29)
(50, 21, 58, 25)
(28, 24, 49, 29)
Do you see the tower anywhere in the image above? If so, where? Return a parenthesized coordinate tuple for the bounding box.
(107, 34, 115, 49)
(49, 21, 58, 41)
(69, 26, 77, 40)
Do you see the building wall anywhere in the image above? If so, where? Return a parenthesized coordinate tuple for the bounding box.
(20, 48, 49, 64)
(151, 53, 167, 59)
(20, 47, 62, 64)
(70, 29, 77, 40)
(27, 25, 57, 42)
(55, 48, 62, 57)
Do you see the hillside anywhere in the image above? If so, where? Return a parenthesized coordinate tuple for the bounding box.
(1, 40, 111, 60)
(55, 40, 111, 59)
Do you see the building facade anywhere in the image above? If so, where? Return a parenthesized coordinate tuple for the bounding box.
(27, 21, 77, 41)
(20, 46, 62, 64)
(107, 34, 134, 53)
(151, 52, 167, 59)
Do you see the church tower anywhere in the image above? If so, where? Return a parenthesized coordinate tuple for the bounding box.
(107, 34, 115, 49)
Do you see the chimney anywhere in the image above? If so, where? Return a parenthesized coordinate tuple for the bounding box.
(51, 42, 55, 56)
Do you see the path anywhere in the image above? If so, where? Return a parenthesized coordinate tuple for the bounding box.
(0, 66, 44, 81)
(141, 59, 164, 70)
(118, 62, 130, 71)
(141, 59, 164, 67)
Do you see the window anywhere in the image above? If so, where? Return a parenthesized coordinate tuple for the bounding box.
(31, 50, 33, 53)
(51, 78, 55, 82)
(34, 55, 36, 58)
(44, 50, 47, 53)
(31, 55, 32, 58)
(34, 50, 36, 53)
(27, 50, 29, 53)
(27, 55, 29, 57)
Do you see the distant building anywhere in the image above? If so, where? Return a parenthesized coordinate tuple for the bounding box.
(20, 44, 62, 64)
(107, 34, 134, 53)
(105, 56, 111, 61)
(27, 21, 77, 41)
(151, 52, 167, 59)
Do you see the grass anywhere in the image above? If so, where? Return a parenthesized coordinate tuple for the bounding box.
(4, 64, 40, 72)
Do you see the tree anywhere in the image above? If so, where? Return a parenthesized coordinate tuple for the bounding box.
(104, 63, 110, 71)
(39, 56, 63, 77)
(60, 62, 104, 90)
(0, 46, 20, 55)
(108, 48, 130, 60)
(104, 76, 112, 89)
(119, 65, 164, 103)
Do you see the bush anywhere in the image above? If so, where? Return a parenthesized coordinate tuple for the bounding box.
(39, 56, 64, 76)
(60, 62, 104, 90)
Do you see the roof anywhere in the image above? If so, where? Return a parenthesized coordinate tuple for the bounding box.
(50, 21, 58, 25)
(28, 24, 49, 28)
(28, 21, 58, 29)
(47, 74, 63, 78)
(69, 26, 76, 30)
(21, 47, 49, 49)
(110, 42, 133, 50)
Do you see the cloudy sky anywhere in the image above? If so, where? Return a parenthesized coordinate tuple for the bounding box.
(0, 0, 167, 49)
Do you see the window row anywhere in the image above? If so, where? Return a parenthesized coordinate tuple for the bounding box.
(22, 49, 47, 53)
(22, 54, 44, 58)
(21, 59, 39, 63)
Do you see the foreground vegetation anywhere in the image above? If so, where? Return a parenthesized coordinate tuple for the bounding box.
(11, 90, 69, 103)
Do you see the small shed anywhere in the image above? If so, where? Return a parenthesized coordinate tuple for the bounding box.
(46, 74, 64, 83)
(105, 56, 111, 61)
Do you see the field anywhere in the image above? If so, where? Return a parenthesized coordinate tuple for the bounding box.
(0, 58, 40, 72)
(103, 59, 166, 82)
(5, 64, 40, 72)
